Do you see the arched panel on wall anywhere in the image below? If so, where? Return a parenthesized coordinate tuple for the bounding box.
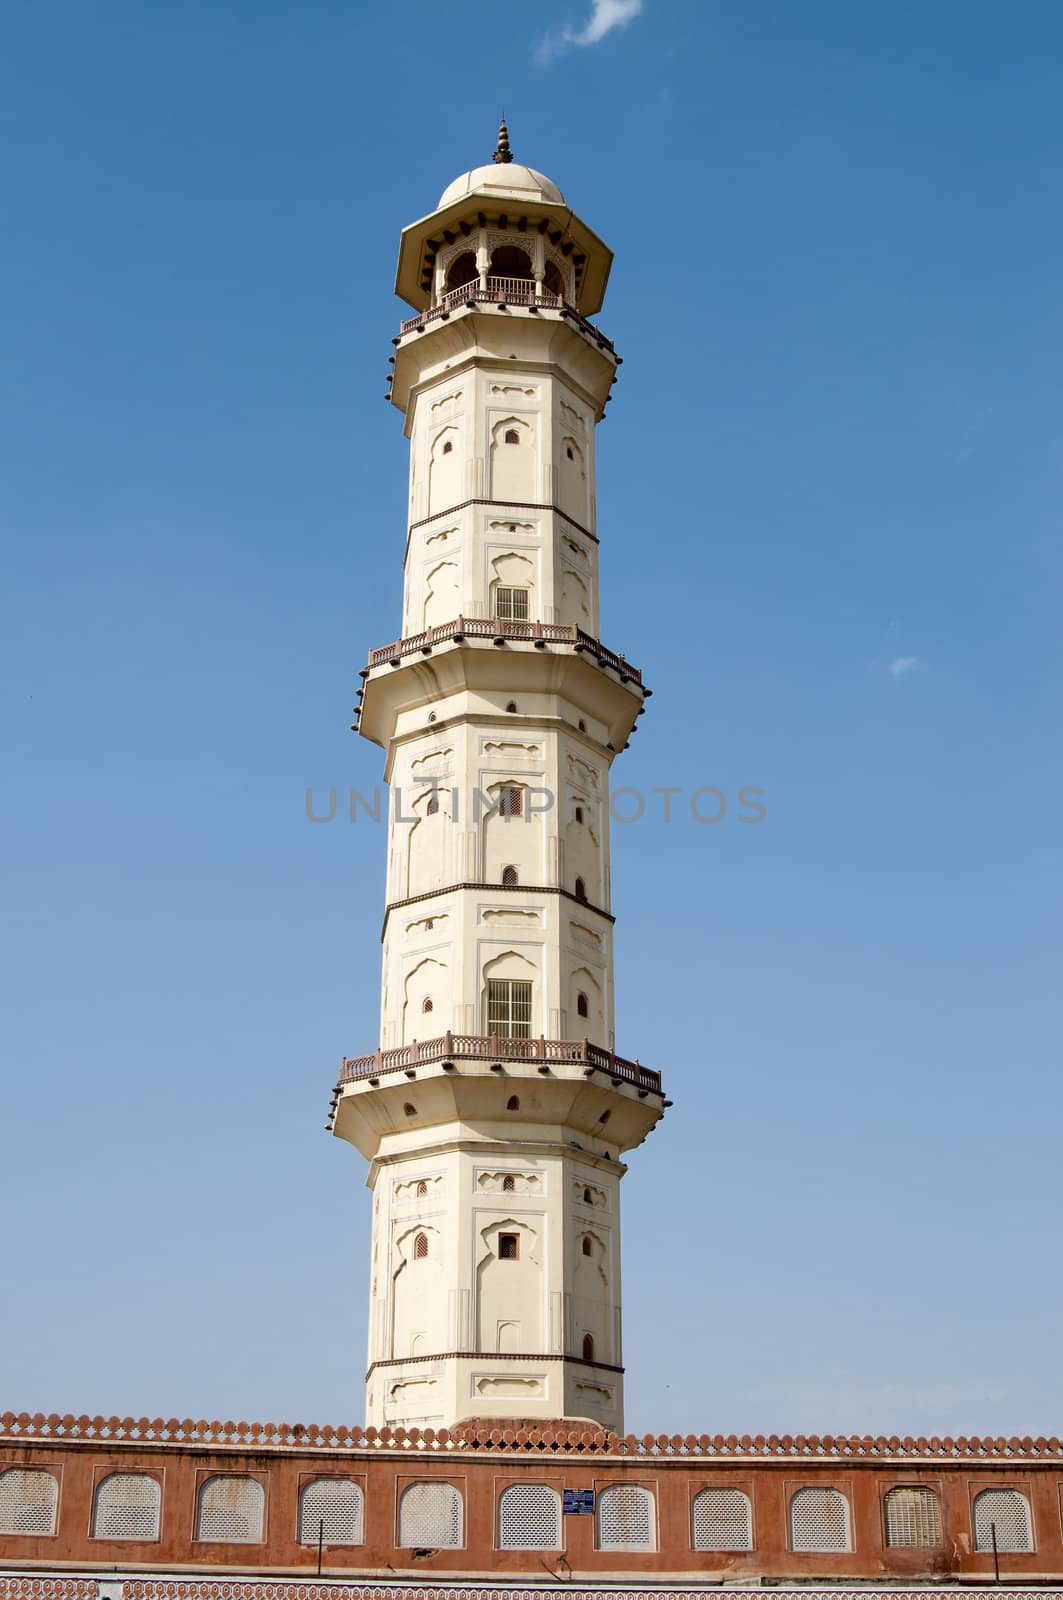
(691, 1488, 753, 1552)
(398, 1482, 463, 1549)
(0, 1468, 58, 1536)
(559, 567, 591, 629)
(596, 1483, 656, 1552)
(402, 957, 447, 1043)
(569, 965, 604, 1045)
(298, 1479, 364, 1546)
(406, 782, 452, 897)
(883, 1487, 941, 1548)
(973, 1490, 1033, 1553)
(790, 1487, 851, 1552)
(498, 1483, 562, 1551)
(428, 427, 462, 517)
(558, 436, 587, 523)
(490, 417, 535, 503)
(572, 1228, 610, 1365)
(196, 1476, 264, 1543)
(391, 1223, 445, 1358)
(481, 947, 538, 1039)
(475, 1216, 542, 1354)
(92, 1473, 161, 1541)
(482, 782, 541, 886)
(423, 560, 460, 629)
(489, 551, 536, 622)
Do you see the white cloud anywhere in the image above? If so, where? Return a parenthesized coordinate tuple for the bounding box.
(537, 0, 644, 63)
(888, 655, 919, 678)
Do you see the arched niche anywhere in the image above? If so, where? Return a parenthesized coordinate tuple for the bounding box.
(427, 426, 462, 517)
(490, 416, 535, 503)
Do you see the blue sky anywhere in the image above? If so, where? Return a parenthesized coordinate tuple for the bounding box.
(2, 0, 1061, 1435)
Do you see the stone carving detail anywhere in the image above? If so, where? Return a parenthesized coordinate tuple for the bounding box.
(425, 525, 458, 546)
(429, 389, 463, 413)
(482, 908, 541, 926)
(482, 740, 541, 757)
(570, 921, 603, 948)
(491, 384, 537, 398)
(567, 754, 600, 791)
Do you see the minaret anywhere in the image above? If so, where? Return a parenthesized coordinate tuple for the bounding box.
(330, 125, 667, 1433)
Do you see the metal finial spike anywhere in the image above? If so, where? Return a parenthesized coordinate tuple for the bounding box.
(493, 115, 513, 164)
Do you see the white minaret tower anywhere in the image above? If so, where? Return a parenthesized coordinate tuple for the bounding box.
(330, 123, 667, 1433)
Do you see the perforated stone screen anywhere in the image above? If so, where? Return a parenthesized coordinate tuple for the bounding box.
(195, 1475, 264, 1543)
(691, 1487, 753, 1551)
(596, 1484, 655, 1551)
(91, 1474, 161, 1540)
(0, 1468, 58, 1536)
(398, 1481, 463, 1549)
(497, 1484, 561, 1550)
(298, 1479, 364, 1546)
(884, 1486, 941, 1548)
(973, 1489, 1033, 1553)
(790, 1486, 851, 1552)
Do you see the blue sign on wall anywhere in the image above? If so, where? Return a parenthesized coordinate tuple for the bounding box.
(563, 1488, 595, 1515)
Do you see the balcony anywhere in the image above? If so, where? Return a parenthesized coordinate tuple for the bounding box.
(398, 279, 616, 354)
(366, 615, 642, 685)
(337, 1031, 663, 1095)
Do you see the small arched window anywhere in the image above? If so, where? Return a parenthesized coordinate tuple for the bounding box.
(403, 1101, 417, 1117)
(499, 785, 523, 819)
(574, 876, 587, 900)
(578, 719, 587, 732)
(92, 1472, 161, 1541)
(504, 428, 520, 445)
(597, 1484, 655, 1552)
(424, 918, 434, 931)
(577, 992, 589, 1018)
(426, 794, 439, 815)
(416, 1179, 428, 1197)
(502, 1174, 516, 1193)
(427, 711, 436, 723)
(884, 1486, 941, 1548)
(422, 997, 433, 1013)
(506, 701, 518, 713)
(498, 1483, 562, 1551)
(973, 1489, 1033, 1553)
(566, 445, 574, 460)
(691, 1488, 753, 1551)
(0, 1468, 58, 1535)
(398, 1481, 463, 1549)
(196, 1475, 264, 1543)
(442, 439, 453, 454)
(582, 1333, 595, 1361)
(582, 1236, 592, 1256)
(413, 1231, 428, 1260)
(790, 1487, 851, 1552)
(583, 1186, 592, 1203)
(502, 865, 519, 887)
(574, 805, 584, 824)
(598, 1108, 611, 1125)
(298, 1479, 364, 1547)
(506, 1095, 520, 1111)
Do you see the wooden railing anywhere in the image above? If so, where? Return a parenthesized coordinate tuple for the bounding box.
(366, 615, 641, 684)
(399, 289, 616, 355)
(338, 1032, 662, 1094)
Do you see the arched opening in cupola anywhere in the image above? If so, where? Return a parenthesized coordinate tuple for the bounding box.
(489, 244, 533, 282)
(544, 259, 565, 299)
(445, 250, 478, 292)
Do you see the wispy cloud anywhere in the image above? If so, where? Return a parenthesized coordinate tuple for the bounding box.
(536, 0, 644, 64)
(888, 655, 919, 678)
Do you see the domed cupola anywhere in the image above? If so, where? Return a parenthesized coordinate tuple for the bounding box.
(393, 119, 613, 317)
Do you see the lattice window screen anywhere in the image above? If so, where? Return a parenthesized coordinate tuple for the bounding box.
(884, 1486, 941, 1548)
(597, 1484, 655, 1551)
(498, 1483, 561, 1550)
(691, 1487, 753, 1551)
(195, 1475, 264, 1543)
(398, 1482, 463, 1549)
(0, 1468, 58, 1536)
(790, 1487, 851, 1552)
(973, 1489, 1033, 1553)
(92, 1474, 161, 1540)
(298, 1479, 364, 1546)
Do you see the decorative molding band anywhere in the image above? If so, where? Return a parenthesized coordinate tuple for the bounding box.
(382, 882, 615, 927)
(3, 1413, 1062, 1461)
(408, 498, 598, 544)
(109, 1584, 1063, 1600)
(0, 1584, 98, 1600)
(365, 1350, 625, 1382)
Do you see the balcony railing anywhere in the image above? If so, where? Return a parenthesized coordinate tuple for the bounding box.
(338, 1032, 662, 1095)
(399, 285, 616, 354)
(366, 615, 642, 684)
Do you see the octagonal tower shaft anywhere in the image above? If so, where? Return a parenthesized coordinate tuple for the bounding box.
(331, 146, 667, 1434)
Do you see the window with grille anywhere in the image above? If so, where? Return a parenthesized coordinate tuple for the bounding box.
(504, 429, 520, 445)
(0, 1468, 58, 1536)
(973, 1489, 1033, 1553)
(577, 992, 589, 1018)
(884, 1486, 941, 1548)
(496, 587, 530, 622)
(196, 1475, 264, 1543)
(502, 1174, 515, 1192)
(498, 785, 523, 819)
(499, 1233, 519, 1259)
(413, 1231, 428, 1260)
(574, 876, 587, 900)
(398, 1482, 463, 1549)
(790, 1487, 851, 1552)
(487, 978, 532, 1038)
(582, 1333, 595, 1361)
(416, 1179, 428, 1197)
(502, 864, 519, 886)
(298, 1479, 364, 1546)
(92, 1473, 161, 1541)
(498, 1483, 561, 1550)
(506, 1094, 520, 1111)
(691, 1487, 753, 1551)
(597, 1483, 656, 1552)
